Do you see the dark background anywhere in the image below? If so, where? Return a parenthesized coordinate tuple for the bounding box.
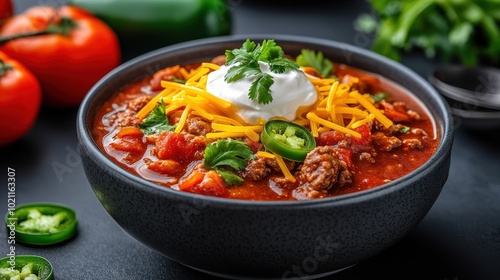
(1, 0, 499, 279)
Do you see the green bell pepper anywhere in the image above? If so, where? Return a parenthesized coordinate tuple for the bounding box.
(5, 203, 78, 246)
(0, 255, 54, 280)
(69, 0, 232, 57)
(261, 120, 316, 162)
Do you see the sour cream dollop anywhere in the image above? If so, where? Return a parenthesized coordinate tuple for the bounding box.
(206, 61, 317, 125)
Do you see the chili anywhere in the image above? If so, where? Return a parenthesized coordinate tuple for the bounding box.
(91, 51, 439, 201)
(261, 120, 316, 162)
(6, 203, 77, 245)
(0, 255, 54, 280)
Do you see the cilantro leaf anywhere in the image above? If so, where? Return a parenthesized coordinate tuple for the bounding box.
(269, 58, 299, 74)
(355, 0, 500, 66)
(215, 169, 244, 186)
(248, 74, 274, 104)
(296, 49, 333, 78)
(257, 39, 284, 61)
(139, 100, 175, 134)
(204, 138, 254, 170)
(203, 138, 254, 186)
(224, 39, 299, 104)
(224, 61, 261, 82)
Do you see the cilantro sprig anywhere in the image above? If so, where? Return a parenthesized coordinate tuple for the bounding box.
(138, 100, 175, 134)
(224, 39, 299, 104)
(296, 49, 334, 78)
(355, 0, 500, 66)
(203, 138, 254, 186)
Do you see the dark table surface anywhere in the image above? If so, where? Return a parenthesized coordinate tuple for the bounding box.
(2, 1, 500, 279)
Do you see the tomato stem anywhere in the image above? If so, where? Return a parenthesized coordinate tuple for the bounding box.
(0, 17, 77, 45)
(0, 59, 13, 76)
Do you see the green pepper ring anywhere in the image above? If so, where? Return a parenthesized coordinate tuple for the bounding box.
(261, 120, 316, 162)
(5, 202, 78, 246)
(0, 255, 54, 280)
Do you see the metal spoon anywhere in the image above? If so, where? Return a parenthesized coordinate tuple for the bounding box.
(429, 65, 500, 110)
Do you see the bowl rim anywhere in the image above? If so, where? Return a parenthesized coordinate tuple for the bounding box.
(77, 34, 454, 208)
(429, 65, 500, 110)
(450, 106, 500, 119)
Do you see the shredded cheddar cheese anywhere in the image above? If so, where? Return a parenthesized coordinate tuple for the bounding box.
(274, 154, 296, 182)
(305, 75, 393, 138)
(256, 151, 275, 159)
(138, 63, 394, 181)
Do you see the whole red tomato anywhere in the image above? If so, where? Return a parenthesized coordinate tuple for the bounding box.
(0, 51, 42, 146)
(0, 5, 121, 107)
(0, 0, 13, 26)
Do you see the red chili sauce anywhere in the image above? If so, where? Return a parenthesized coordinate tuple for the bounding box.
(92, 57, 439, 201)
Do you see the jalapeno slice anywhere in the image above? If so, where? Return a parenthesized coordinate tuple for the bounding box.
(5, 203, 77, 246)
(0, 255, 54, 280)
(261, 120, 316, 162)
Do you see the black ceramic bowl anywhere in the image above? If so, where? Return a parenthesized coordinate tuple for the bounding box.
(77, 35, 454, 279)
(429, 68, 500, 130)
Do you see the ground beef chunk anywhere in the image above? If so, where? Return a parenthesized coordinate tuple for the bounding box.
(372, 132, 402, 151)
(336, 161, 353, 186)
(182, 114, 212, 136)
(128, 95, 152, 112)
(403, 138, 423, 149)
(374, 123, 406, 134)
(293, 185, 327, 200)
(109, 95, 153, 127)
(270, 177, 297, 191)
(116, 110, 141, 127)
(243, 157, 271, 181)
(299, 146, 350, 191)
(243, 156, 296, 181)
(359, 152, 375, 163)
(264, 157, 296, 173)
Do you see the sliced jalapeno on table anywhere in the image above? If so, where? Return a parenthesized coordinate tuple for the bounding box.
(0, 255, 54, 280)
(261, 120, 316, 162)
(5, 203, 77, 246)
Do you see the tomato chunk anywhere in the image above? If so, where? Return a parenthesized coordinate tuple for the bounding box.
(316, 130, 345, 146)
(116, 126, 143, 138)
(179, 170, 229, 197)
(315, 124, 372, 154)
(156, 131, 206, 163)
(336, 148, 353, 169)
(110, 130, 146, 154)
(378, 100, 411, 122)
(350, 124, 372, 153)
(147, 160, 182, 175)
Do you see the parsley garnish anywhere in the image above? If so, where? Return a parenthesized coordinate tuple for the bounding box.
(215, 169, 244, 186)
(203, 138, 254, 186)
(296, 49, 333, 78)
(354, 0, 500, 66)
(138, 99, 175, 134)
(224, 39, 299, 104)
